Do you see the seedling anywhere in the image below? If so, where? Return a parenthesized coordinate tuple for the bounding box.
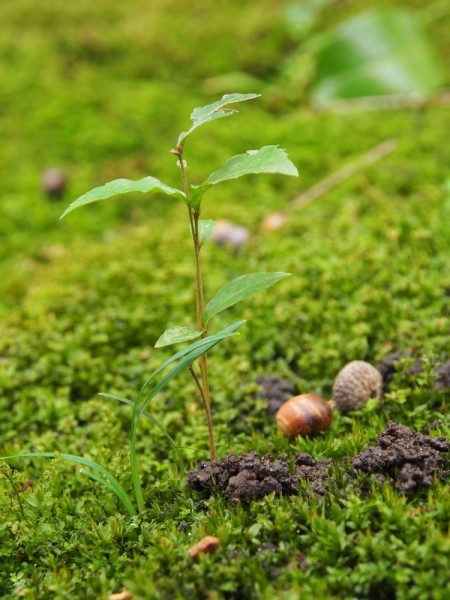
(2, 94, 298, 514)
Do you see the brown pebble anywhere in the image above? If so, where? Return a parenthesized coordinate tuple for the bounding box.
(188, 535, 220, 558)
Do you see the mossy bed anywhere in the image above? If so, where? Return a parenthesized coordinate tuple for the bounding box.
(0, 1, 449, 598)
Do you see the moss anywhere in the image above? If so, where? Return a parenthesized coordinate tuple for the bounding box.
(1, 0, 449, 597)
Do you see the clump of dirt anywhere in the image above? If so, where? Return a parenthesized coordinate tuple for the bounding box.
(352, 421, 450, 491)
(255, 375, 296, 416)
(378, 350, 421, 391)
(435, 360, 450, 390)
(186, 451, 331, 504)
(378, 351, 449, 392)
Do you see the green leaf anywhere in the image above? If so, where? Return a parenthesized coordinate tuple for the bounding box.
(187, 146, 298, 207)
(177, 93, 260, 145)
(312, 8, 445, 105)
(60, 177, 185, 219)
(204, 272, 291, 324)
(155, 326, 202, 348)
(207, 146, 298, 185)
(198, 220, 216, 245)
(0, 452, 136, 515)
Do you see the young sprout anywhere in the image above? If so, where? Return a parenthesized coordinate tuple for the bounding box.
(2, 94, 298, 514)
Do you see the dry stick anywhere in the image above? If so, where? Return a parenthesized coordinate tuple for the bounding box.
(315, 89, 450, 114)
(291, 139, 397, 211)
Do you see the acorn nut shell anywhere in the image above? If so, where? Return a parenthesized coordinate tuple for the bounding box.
(332, 360, 383, 413)
(276, 394, 333, 437)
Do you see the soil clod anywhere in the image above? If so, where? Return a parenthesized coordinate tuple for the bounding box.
(255, 375, 296, 416)
(378, 351, 449, 391)
(352, 421, 449, 491)
(187, 451, 331, 503)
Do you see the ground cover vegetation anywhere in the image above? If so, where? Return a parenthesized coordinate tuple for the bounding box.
(0, 0, 449, 598)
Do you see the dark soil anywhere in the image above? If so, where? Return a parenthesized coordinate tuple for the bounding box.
(352, 421, 450, 491)
(435, 360, 450, 390)
(255, 375, 296, 416)
(188, 423, 449, 503)
(186, 451, 331, 504)
(378, 352, 450, 392)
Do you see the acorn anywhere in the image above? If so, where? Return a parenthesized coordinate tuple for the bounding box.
(276, 394, 333, 437)
(332, 360, 383, 413)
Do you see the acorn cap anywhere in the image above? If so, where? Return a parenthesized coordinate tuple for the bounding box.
(332, 360, 382, 413)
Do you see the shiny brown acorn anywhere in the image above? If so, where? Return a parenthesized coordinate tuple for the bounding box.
(276, 394, 333, 437)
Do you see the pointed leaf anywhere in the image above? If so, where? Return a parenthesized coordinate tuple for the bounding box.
(204, 272, 291, 324)
(198, 220, 216, 245)
(155, 326, 202, 348)
(61, 177, 185, 219)
(206, 146, 298, 185)
(177, 93, 260, 145)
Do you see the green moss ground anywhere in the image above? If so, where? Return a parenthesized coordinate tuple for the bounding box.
(0, 0, 449, 598)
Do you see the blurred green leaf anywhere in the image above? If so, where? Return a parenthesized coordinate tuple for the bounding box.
(177, 93, 260, 145)
(155, 326, 202, 348)
(312, 8, 445, 105)
(61, 177, 185, 218)
(204, 272, 291, 324)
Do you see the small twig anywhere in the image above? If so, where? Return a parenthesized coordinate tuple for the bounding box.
(292, 139, 397, 210)
(315, 90, 450, 114)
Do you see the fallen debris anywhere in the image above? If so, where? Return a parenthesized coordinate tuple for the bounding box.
(188, 535, 220, 558)
(108, 590, 133, 600)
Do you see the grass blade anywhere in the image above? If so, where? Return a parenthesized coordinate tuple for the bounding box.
(0, 452, 136, 515)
